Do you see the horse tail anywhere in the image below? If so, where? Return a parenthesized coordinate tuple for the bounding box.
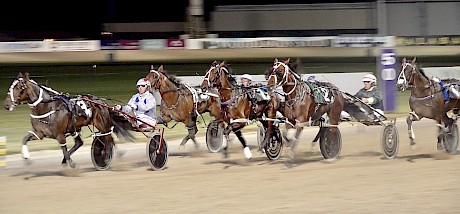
(109, 109, 136, 142)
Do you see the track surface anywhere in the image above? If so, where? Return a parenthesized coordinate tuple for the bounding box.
(1, 118, 459, 213)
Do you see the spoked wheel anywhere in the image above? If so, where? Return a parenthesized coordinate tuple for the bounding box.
(381, 123, 399, 159)
(319, 127, 342, 159)
(256, 124, 265, 149)
(206, 121, 224, 153)
(264, 127, 283, 160)
(257, 124, 283, 160)
(91, 136, 114, 171)
(146, 134, 168, 170)
(442, 123, 459, 155)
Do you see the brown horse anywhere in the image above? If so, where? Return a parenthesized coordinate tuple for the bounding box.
(396, 57, 459, 153)
(266, 58, 345, 162)
(3, 72, 134, 169)
(201, 61, 280, 159)
(146, 65, 222, 148)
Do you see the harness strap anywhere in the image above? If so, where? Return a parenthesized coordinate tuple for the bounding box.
(28, 87, 44, 107)
(30, 110, 56, 118)
(92, 126, 114, 138)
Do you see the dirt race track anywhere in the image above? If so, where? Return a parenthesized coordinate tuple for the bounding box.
(1, 117, 459, 214)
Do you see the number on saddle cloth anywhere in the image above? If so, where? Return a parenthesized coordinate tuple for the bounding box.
(251, 88, 270, 102)
(306, 82, 332, 105)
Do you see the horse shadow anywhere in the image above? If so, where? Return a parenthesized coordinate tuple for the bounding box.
(12, 167, 97, 180)
(398, 152, 457, 162)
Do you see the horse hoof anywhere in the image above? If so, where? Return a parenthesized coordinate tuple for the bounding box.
(436, 142, 444, 151)
(243, 147, 252, 159)
(410, 144, 417, 151)
(69, 161, 76, 168)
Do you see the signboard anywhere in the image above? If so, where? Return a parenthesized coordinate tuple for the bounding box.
(396, 36, 460, 46)
(167, 39, 185, 49)
(378, 49, 397, 111)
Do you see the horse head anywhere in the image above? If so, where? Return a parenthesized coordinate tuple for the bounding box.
(397, 57, 418, 91)
(201, 60, 223, 93)
(266, 58, 301, 93)
(147, 65, 165, 91)
(3, 72, 39, 111)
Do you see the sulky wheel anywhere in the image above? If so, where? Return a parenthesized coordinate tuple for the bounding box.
(146, 134, 169, 171)
(264, 127, 283, 160)
(443, 122, 459, 155)
(319, 127, 342, 159)
(91, 136, 114, 171)
(206, 121, 224, 153)
(257, 124, 265, 150)
(381, 123, 399, 159)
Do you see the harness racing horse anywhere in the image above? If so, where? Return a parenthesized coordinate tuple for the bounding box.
(146, 65, 222, 149)
(266, 58, 345, 162)
(3, 72, 134, 170)
(396, 57, 459, 154)
(201, 61, 280, 159)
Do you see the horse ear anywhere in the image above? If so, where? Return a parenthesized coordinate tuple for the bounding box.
(412, 57, 417, 64)
(402, 57, 406, 64)
(23, 72, 30, 81)
(285, 58, 291, 64)
(158, 65, 164, 72)
(274, 58, 278, 63)
(219, 61, 225, 67)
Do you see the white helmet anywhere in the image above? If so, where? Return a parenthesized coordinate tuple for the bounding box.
(362, 74, 377, 84)
(136, 78, 150, 87)
(240, 74, 252, 81)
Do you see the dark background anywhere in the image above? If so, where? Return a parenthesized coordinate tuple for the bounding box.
(0, 0, 374, 40)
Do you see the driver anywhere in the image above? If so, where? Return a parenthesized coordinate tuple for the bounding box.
(116, 78, 158, 129)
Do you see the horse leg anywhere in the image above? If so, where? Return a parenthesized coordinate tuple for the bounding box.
(180, 125, 199, 149)
(58, 135, 75, 168)
(436, 119, 450, 151)
(222, 124, 232, 158)
(406, 114, 417, 150)
(234, 129, 252, 159)
(67, 132, 84, 157)
(21, 131, 42, 160)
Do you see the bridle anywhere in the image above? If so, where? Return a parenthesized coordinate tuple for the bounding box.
(268, 62, 299, 95)
(7, 77, 59, 110)
(204, 64, 233, 91)
(397, 62, 417, 91)
(202, 65, 219, 89)
(149, 69, 161, 90)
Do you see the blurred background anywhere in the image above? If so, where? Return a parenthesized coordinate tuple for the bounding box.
(0, 0, 459, 153)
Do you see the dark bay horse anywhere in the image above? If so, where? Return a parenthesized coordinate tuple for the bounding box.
(3, 72, 134, 168)
(146, 65, 222, 148)
(201, 61, 280, 159)
(266, 58, 345, 161)
(396, 57, 459, 153)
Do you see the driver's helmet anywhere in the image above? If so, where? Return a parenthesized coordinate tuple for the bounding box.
(362, 74, 377, 84)
(307, 75, 318, 82)
(240, 74, 253, 81)
(136, 78, 151, 88)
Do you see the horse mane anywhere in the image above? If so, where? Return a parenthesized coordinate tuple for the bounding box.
(160, 68, 183, 88)
(220, 63, 237, 85)
(418, 67, 430, 80)
(286, 58, 302, 80)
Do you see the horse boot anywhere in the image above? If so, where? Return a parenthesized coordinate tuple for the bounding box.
(234, 130, 252, 159)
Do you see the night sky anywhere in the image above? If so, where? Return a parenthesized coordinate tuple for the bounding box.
(0, 0, 374, 40)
